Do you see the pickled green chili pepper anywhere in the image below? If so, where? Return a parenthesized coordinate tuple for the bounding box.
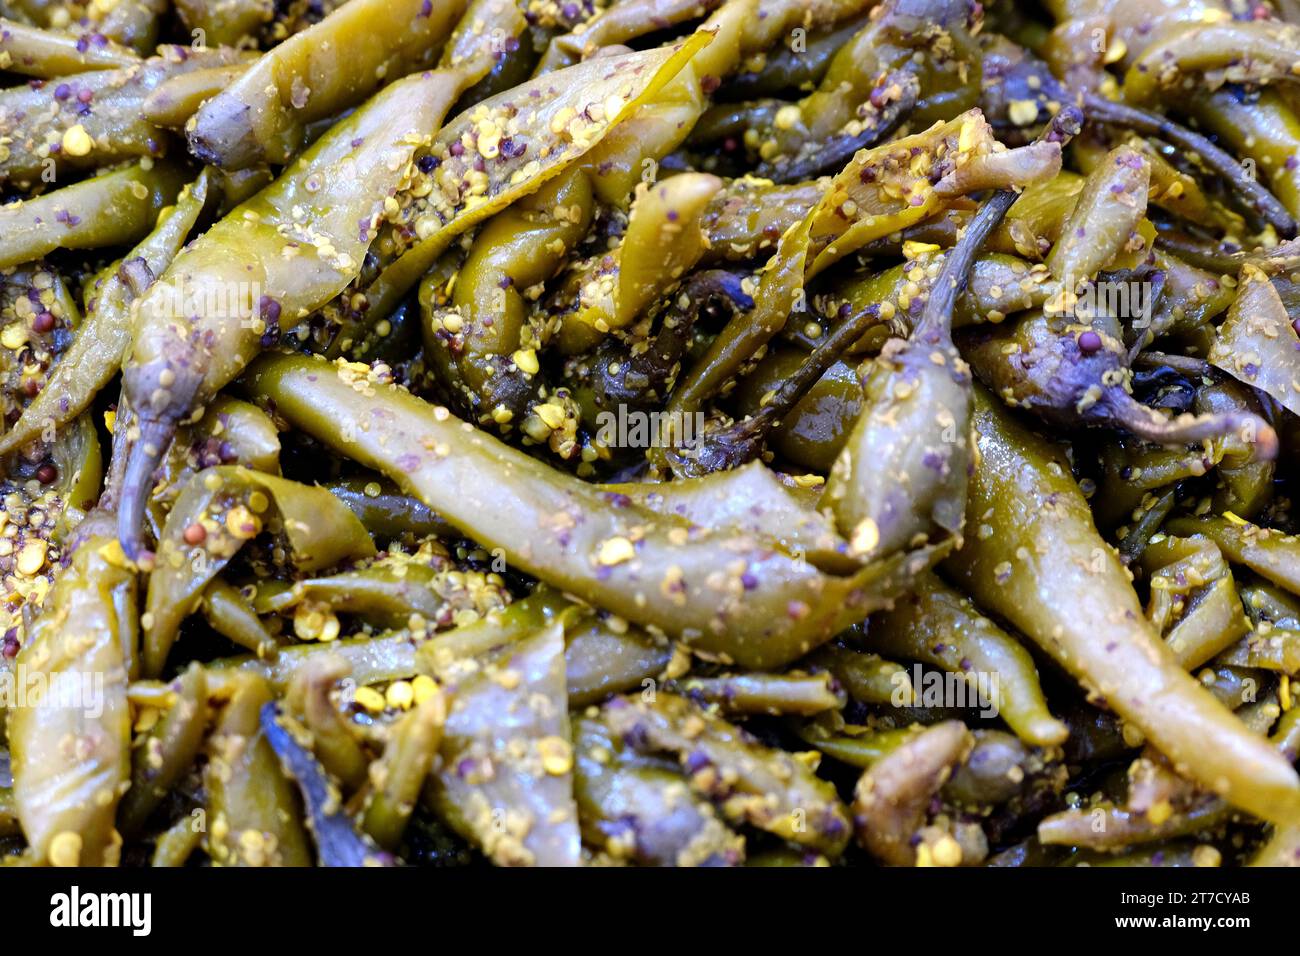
(1129, 252, 1234, 358)
(807, 642, 914, 707)
(0, 170, 209, 458)
(669, 671, 844, 716)
(261, 552, 510, 634)
(1082, 92, 1296, 237)
(1015, 39, 1243, 231)
(792, 721, 920, 769)
(1190, 88, 1300, 223)
(438, 0, 531, 95)
(187, 0, 467, 168)
(240, 351, 947, 670)
(423, 169, 597, 430)
(174, 0, 273, 47)
(821, 251, 1055, 336)
(1190, 379, 1274, 520)
(1042, 708, 1300, 853)
(573, 712, 743, 866)
(211, 630, 420, 696)
(1117, 488, 1176, 565)
(426, 621, 581, 866)
(602, 690, 852, 854)
(1141, 534, 1251, 670)
(1209, 264, 1300, 419)
(1094, 437, 1212, 532)
(0, 46, 245, 188)
(0, 160, 187, 271)
(535, 0, 718, 73)
(205, 671, 311, 866)
(260, 701, 394, 867)
(727, 13, 868, 99)
(210, 591, 566, 694)
(1052, 0, 1300, 224)
(663, 106, 1066, 460)
(323, 476, 454, 542)
(44, 411, 105, 541)
(720, 0, 983, 179)
(673, 294, 887, 476)
(1228, 582, 1300, 673)
(944, 387, 1300, 826)
(118, 663, 209, 837)
(8, 513, 132, 866)
(361, 690, 445, 850)
(421, 588, 663, 706)
(1045, 145, 1150, 287)
(662, 111, 991, 433)
(143, 465, 376, 677)
(564, 612, 672, 707)
(563, 171, 723, 340)
(117, 67, 469, 559)
(564, 269, 752, 445)
(851, 720, 973, 866)
(140, 61, 258, 129)
(942, 729, 1042, 809)
(0, 17, 140, 76)
(820, 110, 1079, 559)
(362, 33, 711, 322)
(261, 565, 451, 630)
(870, 572, 1068, 747)
(1039, 798, 1229, 852)
(700, 178, 825, 263)
(963, 304, 1277, 450)
(1166, 514, 1300, 597)
(725, 349, 862, 473)
(201, 578, 284, 657)
(1123, 19, 1300, 104)
(151, 816, 204, 867)
(147, 395, 284, 536)
(1272, 705, 1300, 758)
(601, 458, 848, 565)
(282, 654, 369, 791)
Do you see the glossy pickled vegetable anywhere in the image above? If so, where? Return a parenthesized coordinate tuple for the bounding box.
(5, 0, 1300, 870)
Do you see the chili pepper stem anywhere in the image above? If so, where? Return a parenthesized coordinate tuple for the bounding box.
(1084, 91, 1297, 237)
(1105, 390, 1279, 459)
(118, 416, 175, 562)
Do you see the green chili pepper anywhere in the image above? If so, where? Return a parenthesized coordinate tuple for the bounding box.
(945, 387, 1300, 826)
(118, 66, 470, 559)
(0, 17, 140, 76)
(187, 0, 467, 168)
(240, 351, 946, 669)
(0, 169, 210, 457)
(9, 514, 133, 866)
(426, 620, 581, 865)
(204, 671, 312, 866)
(0, 160, 187, 270)
(143, 465, 375, 677)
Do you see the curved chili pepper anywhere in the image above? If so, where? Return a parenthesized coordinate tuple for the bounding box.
(240, 351, 949, 669)
(0, 169, 209, 457)
(944, 387, 1300, 826)
(117, 67, 469, 560)
(187, 0, 467, 168)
